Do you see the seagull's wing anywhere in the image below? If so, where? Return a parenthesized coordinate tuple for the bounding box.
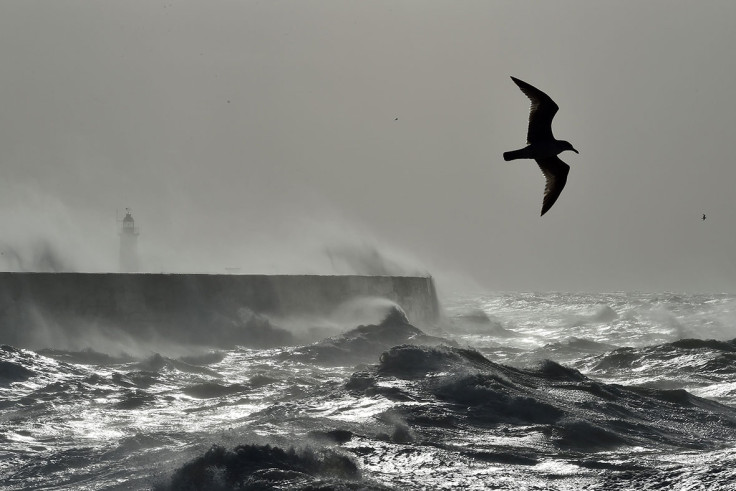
(511, 77, 559, 145)
(535, 156, 570, 216)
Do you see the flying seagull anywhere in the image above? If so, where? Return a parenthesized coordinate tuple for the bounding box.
(702, 214, 707, 221)
(503, 76, 579, 216)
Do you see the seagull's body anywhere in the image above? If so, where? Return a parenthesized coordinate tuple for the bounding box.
(504, 76, 578, 216)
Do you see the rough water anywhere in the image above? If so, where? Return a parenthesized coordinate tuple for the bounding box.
(2, 291, 736, 490)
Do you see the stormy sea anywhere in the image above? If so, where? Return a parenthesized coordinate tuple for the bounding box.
(2, 291, 736, 490)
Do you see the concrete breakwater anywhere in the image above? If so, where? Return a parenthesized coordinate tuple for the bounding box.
(0, 273, 440, 349)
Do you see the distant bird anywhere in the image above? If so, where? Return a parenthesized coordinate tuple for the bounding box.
(702, 214, 707, 221)
(504, 76, 579, 216)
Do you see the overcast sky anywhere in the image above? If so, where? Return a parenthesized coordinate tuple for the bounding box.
(1, 1, 735, 293)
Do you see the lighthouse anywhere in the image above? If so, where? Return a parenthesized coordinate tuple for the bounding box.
(118, 208, 139, 272)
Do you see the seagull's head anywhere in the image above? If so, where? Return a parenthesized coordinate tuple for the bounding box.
(560, 141, 579, 155)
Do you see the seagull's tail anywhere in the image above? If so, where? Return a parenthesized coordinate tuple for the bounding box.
(503, 149, 527, 161)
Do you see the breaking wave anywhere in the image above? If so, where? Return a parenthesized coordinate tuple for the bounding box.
(156, 444, 364, 491)
(348, 345, 736, 451)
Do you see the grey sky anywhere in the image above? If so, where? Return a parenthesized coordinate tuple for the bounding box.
(1, 1, 735, 293)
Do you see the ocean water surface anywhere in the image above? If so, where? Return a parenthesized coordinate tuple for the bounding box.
(2, 291, 736, 489)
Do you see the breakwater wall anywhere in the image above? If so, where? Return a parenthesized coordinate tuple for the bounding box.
(0, 273, 440, 349)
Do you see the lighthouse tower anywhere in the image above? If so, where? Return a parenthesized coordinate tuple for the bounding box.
(118, 208, 140, 272)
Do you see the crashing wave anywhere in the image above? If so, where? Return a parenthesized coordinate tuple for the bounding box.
(288, 307, 452, 366)
(156, 444, 364, 490)
(347, 344, 736, 451)
(590, 337, 736, 376)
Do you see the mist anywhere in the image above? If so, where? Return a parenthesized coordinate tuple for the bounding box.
(0, 184, 429, 278)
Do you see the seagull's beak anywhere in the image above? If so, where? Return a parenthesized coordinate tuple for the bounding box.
(572, 148, 579, 154)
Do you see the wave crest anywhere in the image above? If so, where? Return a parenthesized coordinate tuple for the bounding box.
(158, 444, 361, 490)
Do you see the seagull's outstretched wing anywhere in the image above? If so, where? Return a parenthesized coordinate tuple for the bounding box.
(535, 156, 570, 216)
(511, 77, 559, 145)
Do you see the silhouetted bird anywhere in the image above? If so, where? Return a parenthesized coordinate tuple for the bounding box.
(702, 214, 707, 221)
(504, 76, 579, 216)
